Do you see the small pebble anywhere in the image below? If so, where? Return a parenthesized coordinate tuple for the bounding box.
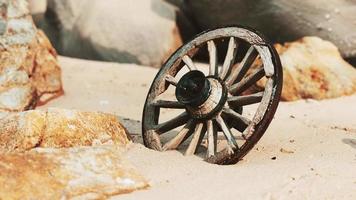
(99, 100, 109, 106)
(280, 148, 294, 154)
(271, 156, 277, 160)
(305, 98, 319, 104)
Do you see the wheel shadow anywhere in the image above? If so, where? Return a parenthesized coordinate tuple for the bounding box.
(117, 116, 143, 144)
(342, 138, 356, 150)
(118, 116, 208, 158)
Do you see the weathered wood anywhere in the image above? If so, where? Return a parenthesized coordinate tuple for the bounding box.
(229, 67, 265, 95)
(220, 37, 238, 80)
(142, 27, 283, 165)
(251, 78, 274, 125)
(151, 100, 185, 109)
(165, 74, 179, 86)
(163, 120, 195, 150)
(185, 122, 204, 156)
(207, 40, 218, 76)
(255, 45, 274, 77)
(215, 115, 238, 149)
(155, 112, 190, 134)
(226, 46, 258, 86)
(186, 78, 223, 119)
(227, 92, 264, 106)
(206, 120, 216, 157)
(205, 147, 235, 164)
(146, 130, 163, 151)
(222, 107, 251, 126)
(182, 55, 197, 71)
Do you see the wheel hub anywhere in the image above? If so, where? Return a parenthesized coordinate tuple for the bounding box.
(176, 70, 227, 119)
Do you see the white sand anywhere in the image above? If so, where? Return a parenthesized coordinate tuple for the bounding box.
(40, 56, 356, 200)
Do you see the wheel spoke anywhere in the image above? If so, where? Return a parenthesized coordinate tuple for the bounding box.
(145, 130, 163, 151)
(155, 112, 190, 134)
(226, 119, 248, 135)
(222, 107, 251, 127)
(206, 120, 217, 158)
(151, 99, 185, 109)
(221, 112, 248, 134)
(207, 40, 218, 76)
(227, 91, 264, 106)
(215, 134, 245, 141)
(251, 77, 274, 125)
(215, 115, 238, 149)
(163, 120, 196, 150)
(241, 122, 257, 140)
(220, 37, 238, 80)
(229, 66, 265, 95)
(185, 122, 204, 156)
(226, 46, 258, 86)
(182, 55, 197, 71)
(165, 74, 179, 86)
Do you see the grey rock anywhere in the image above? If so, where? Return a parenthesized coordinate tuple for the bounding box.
(185, 0, 356, 60)
(41, 0, 186, 67)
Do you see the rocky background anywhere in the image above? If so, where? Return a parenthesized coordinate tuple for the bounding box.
(31, 0, 356, 101)
(33, 0, 356, 67)
(0, 1, 149, 199)
(0, 0, 355, 199)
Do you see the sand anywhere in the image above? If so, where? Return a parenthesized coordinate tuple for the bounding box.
(40, 56, 356, 200)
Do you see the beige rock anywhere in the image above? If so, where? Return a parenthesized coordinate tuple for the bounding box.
(0, 108, 130, 153)
(252, 37, 356, 101)
(0, 0, 62, 113)
(276, 37, 356, 101)
(0, 146, 149, 199)
(42, 0, 183, 67)
(29, 0, 47, 14)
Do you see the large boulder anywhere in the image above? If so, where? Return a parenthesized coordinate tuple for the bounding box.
(41, 0, 185, 67)
(29, 0, 47, 14)
(252, 37, 356, 101)
(0, 146, 148, 199)
(0, 0, 62, 113)
(185, 0, 356, 62)
(0, 108, 130, 153)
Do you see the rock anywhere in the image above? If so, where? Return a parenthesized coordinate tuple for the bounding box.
(0, 146, 149, 199)
(254, 37, 356, 101)
(278, 37, 356, 100)
(0, 0, 62, 112)
(185, 0, 356, 61)
(41, 0, 184, 67)
(29, 0, 47, 14)
(0, 108, 130, 153)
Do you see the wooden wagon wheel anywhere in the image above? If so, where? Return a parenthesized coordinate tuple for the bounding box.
(142, 26, 283, 165)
